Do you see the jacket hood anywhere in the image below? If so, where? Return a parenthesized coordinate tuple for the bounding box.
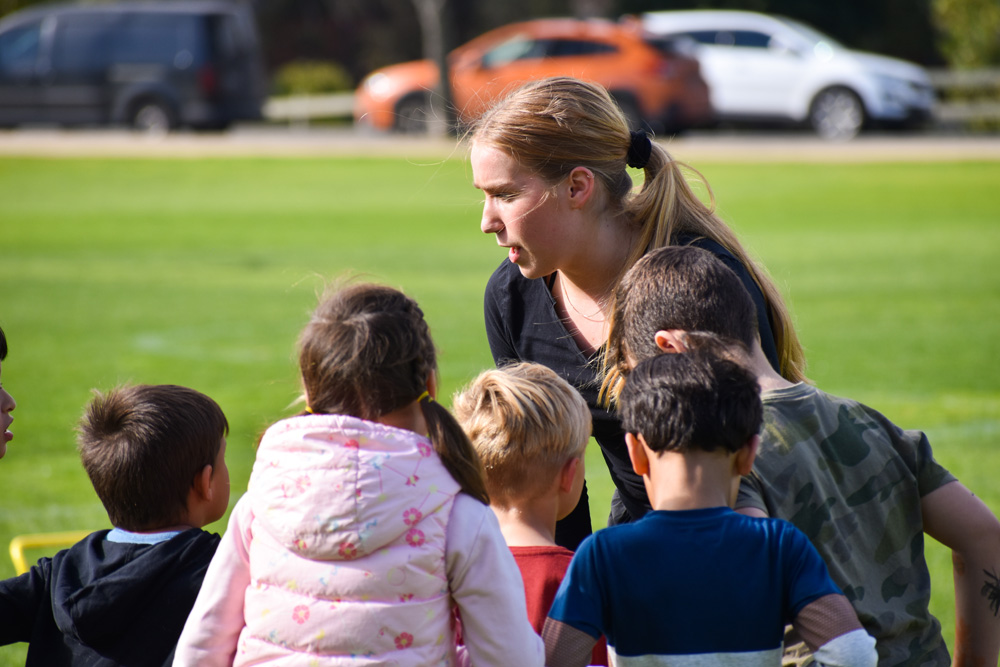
(249, 414, 459, 561)
(49, 529, 219, 648)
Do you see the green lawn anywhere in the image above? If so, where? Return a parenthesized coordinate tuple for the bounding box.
(1, 155, 998, 664)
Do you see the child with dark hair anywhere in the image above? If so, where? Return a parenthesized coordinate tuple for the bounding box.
(0, 325, 16, 459)
(604, 245, 1000, 667)
(0, 383, 229, 665)
(543, 351, 876, 667)
(176, 283, 543, 666)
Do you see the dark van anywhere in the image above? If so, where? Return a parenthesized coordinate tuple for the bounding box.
(0, 1, 266, 131)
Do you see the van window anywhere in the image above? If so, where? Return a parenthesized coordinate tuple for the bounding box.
(115, 14, 206, 67)
(212, 14, 241, 58)
(52, 14, 116, 74)
(0, 20, 41, 74)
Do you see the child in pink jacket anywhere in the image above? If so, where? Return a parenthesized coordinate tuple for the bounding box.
(175, 283, 543, 666)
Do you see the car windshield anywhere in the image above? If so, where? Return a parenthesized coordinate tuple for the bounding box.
(775, 16, 844, 50)
(481, 34, 543, 68)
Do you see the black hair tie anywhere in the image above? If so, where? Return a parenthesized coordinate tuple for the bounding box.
(626, 130, 652, 169)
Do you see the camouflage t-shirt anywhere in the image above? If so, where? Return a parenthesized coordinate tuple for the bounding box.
(736, 383, 956, 667)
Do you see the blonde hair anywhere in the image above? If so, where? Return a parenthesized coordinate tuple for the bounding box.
(472, 76, 806, 383)
(453, 362, 591, 509)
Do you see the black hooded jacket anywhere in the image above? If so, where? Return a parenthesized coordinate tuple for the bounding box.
(0, 528, 220, 666)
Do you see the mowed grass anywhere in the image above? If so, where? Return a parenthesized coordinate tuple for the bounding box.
(1, 154, 998, 664)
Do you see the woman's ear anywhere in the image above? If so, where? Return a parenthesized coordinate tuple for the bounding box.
(654, 329, 690, 354)
(566, 166, 596, 209)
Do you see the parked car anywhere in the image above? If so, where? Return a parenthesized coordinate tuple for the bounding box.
(640, 10, 935, 140)
(354, 18, 713, 134)
(0, 1, 266, 132)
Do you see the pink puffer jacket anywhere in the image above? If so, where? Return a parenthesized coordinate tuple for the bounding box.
(236, 414, 461, 665)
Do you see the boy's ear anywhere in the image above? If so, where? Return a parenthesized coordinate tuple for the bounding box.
(193, 463, 215, 502)
(565, 166, 595, 209)
(654, 330, 689, 354)
(735, 434, 760, 476)
(558, 456, 581, 493)
(625, 432, 650, 477)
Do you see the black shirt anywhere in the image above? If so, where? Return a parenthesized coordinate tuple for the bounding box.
(0, 528, 220, 666)
(484, 238, 779, 548)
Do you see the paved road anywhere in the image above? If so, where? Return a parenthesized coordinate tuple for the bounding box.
(1, 126, 999, 162)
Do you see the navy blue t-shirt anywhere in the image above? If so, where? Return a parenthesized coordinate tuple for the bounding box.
(548, 508, 839, 662)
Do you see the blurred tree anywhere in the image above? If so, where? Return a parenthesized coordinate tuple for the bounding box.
(617, 0, 945, 64)
(410, 0, 456, 133)
(932, 0, 1000, 67)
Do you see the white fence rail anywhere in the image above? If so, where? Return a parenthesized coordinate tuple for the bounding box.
(928, 68, 1000, 124)
(263, 93, 355, 122)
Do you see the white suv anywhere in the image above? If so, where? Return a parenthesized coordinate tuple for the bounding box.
(640, 10, 935, 140)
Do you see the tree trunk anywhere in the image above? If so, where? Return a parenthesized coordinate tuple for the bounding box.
(411, 0, 456, 135)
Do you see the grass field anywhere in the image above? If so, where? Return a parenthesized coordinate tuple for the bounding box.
(1, 153, 998, 664)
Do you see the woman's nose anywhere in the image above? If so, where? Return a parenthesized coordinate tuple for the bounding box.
(481, 200, 503, 235)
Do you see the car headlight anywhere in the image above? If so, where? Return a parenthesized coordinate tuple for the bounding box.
(876, 74, 922, 105)
(363, 72, 393, 100)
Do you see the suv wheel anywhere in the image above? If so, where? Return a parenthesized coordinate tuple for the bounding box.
(394, 94, 432, 134)
(131, 100, 175, 135)
(809, 87, 864, 141)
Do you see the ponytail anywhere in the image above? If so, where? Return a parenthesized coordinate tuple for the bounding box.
(419, 395, 489, 505)
(623, 144, 808, 383)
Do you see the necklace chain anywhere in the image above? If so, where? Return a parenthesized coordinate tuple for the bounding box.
(559, 274, 607, 322)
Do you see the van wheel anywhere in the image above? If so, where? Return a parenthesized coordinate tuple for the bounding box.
(394, 94, 431, 134)
(131, 100, 176, 134)
(809, 87, 864, 141)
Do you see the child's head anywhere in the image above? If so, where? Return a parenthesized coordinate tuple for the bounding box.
(77, 384, 230, 531)
(619, 350, 762, 456)
(0, 325, 14, 459)
(604, 245, 758, 401)
(453, 362, 591, 513)
(299, 282, 489, 504)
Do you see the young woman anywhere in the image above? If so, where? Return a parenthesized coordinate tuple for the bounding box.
(470, 77, 806, 549)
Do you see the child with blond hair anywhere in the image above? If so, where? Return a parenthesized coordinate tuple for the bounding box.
(454, 362, 607, 666)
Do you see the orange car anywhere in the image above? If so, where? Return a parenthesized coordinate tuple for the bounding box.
(354, 17, 713, 133)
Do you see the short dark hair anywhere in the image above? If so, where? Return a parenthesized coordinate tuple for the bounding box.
(77, 384, 229, 531)
(0, 325, 7, 361)
(619, 351, 762, 455)
(603, 245, 759, 401)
